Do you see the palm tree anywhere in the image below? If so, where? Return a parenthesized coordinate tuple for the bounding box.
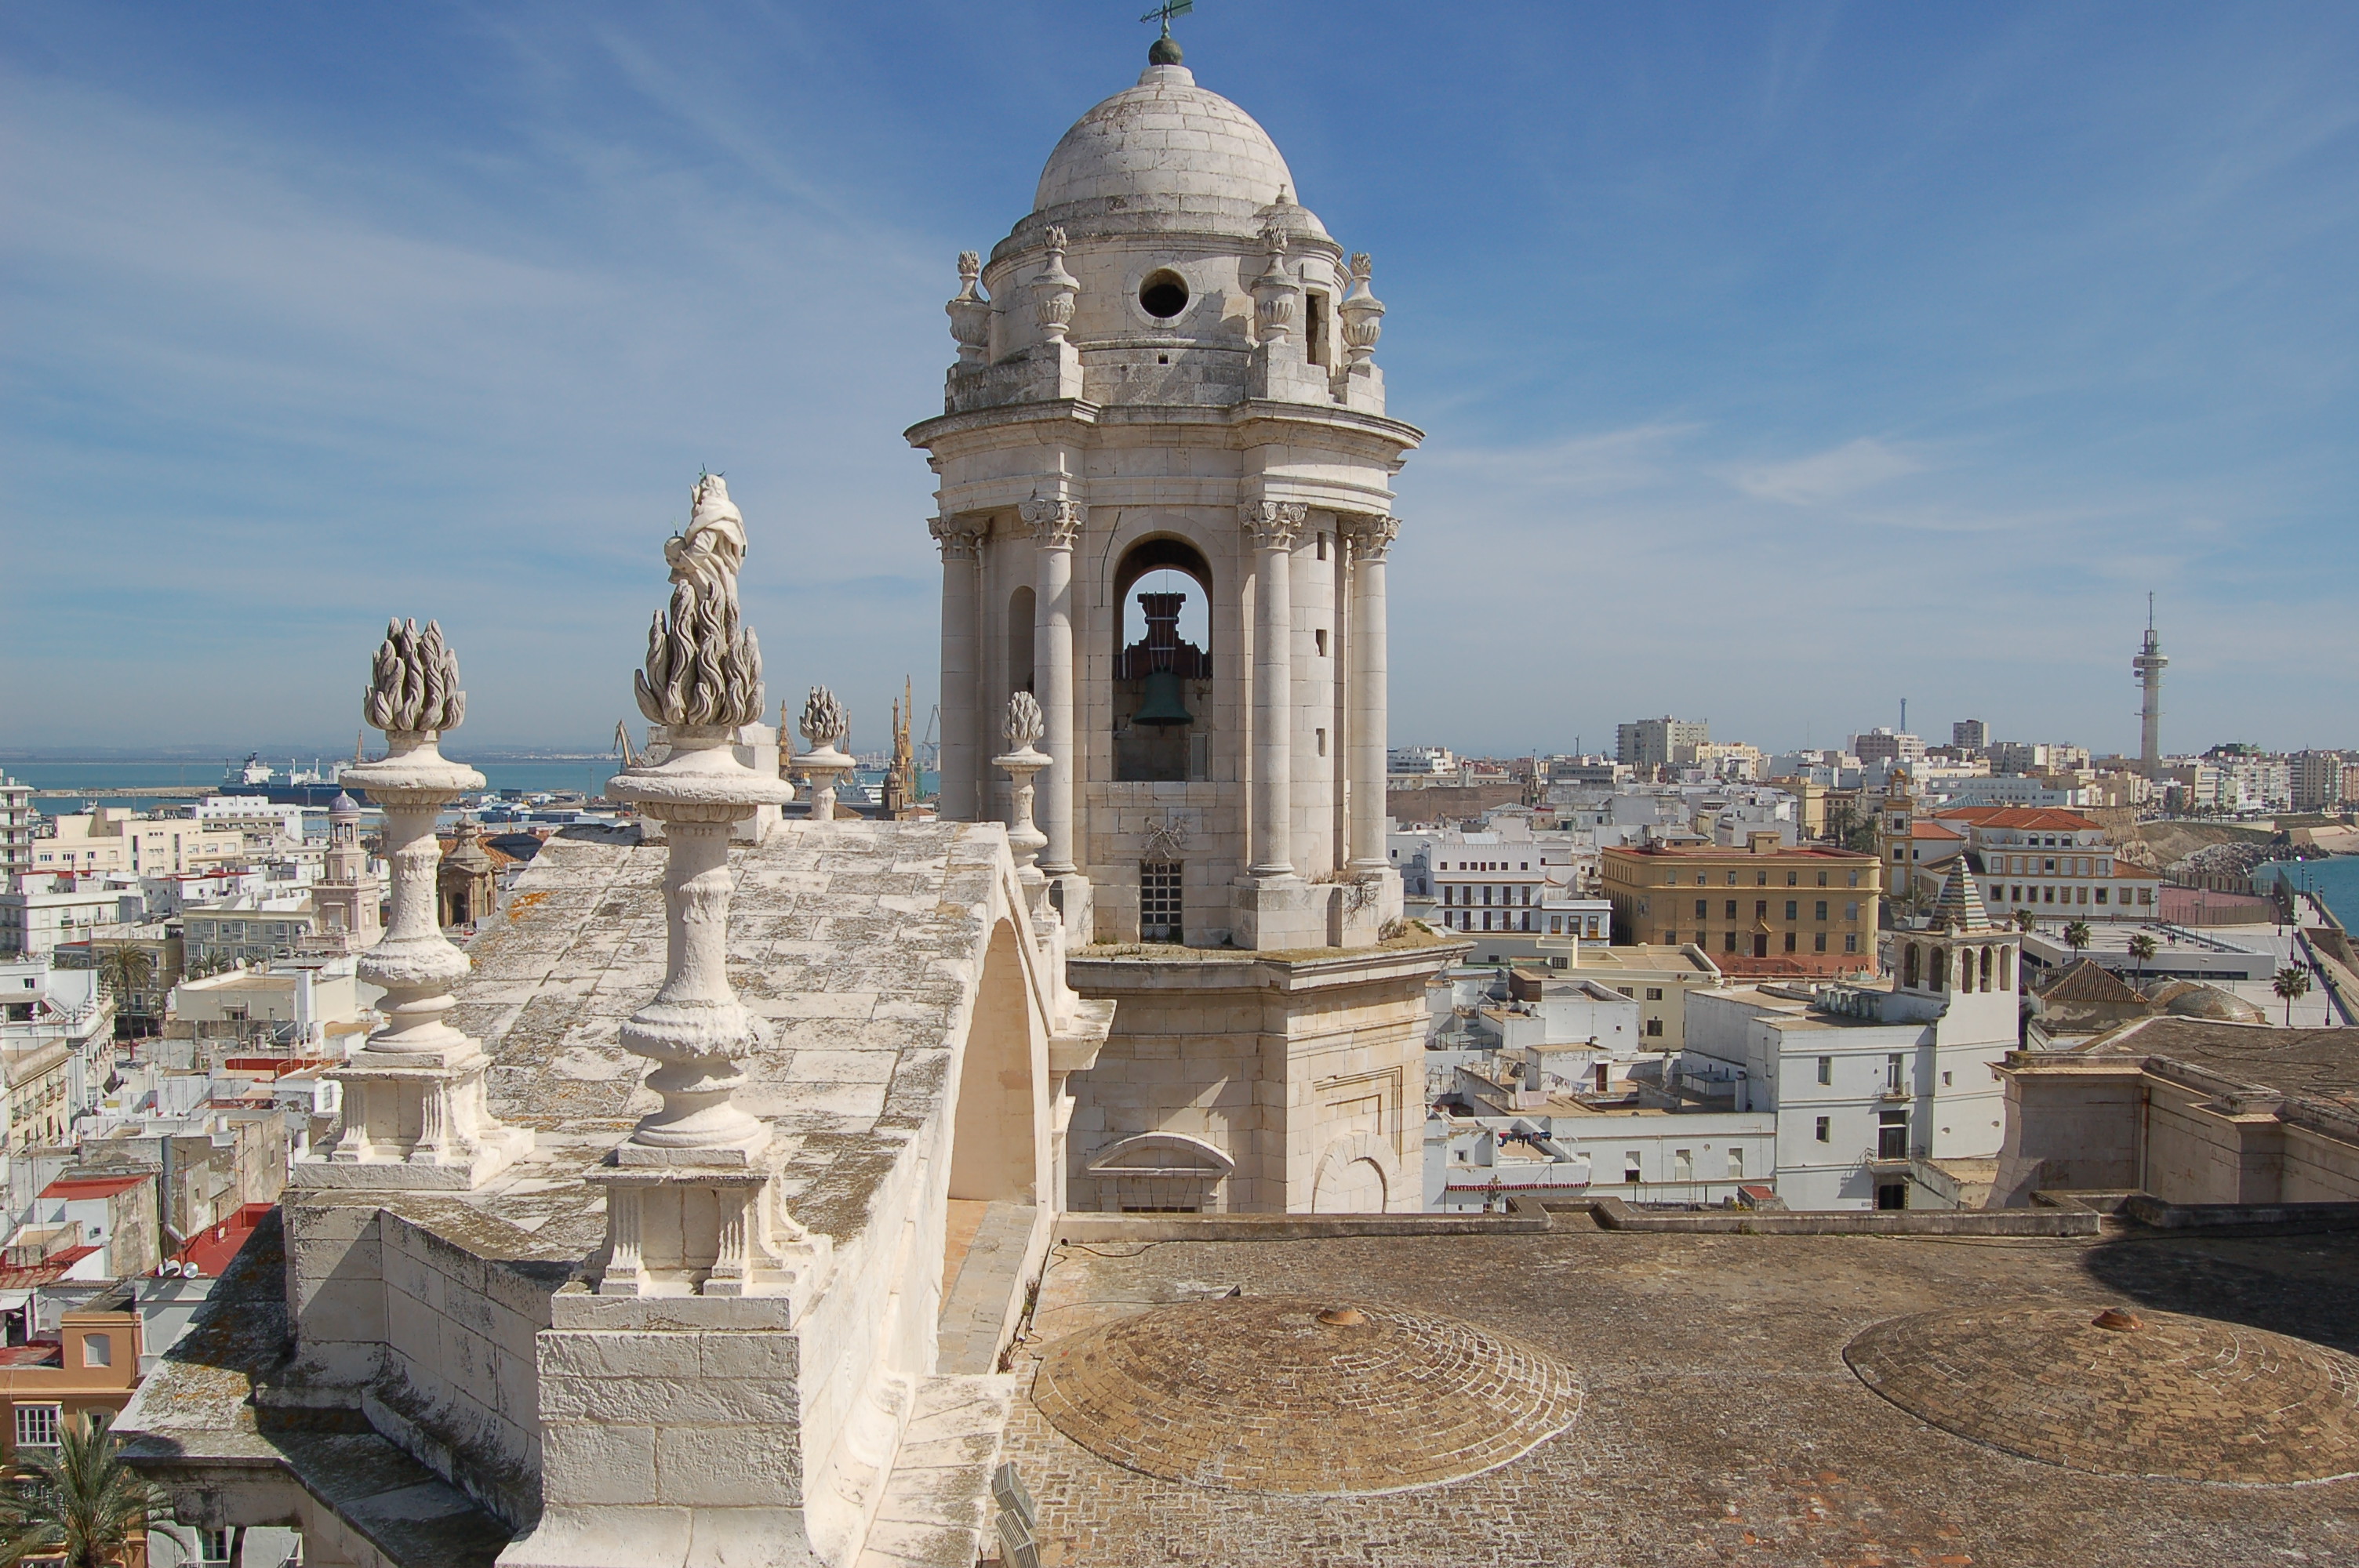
(2013, 908, 2037, 934)
(0, 1411, 187, 1567)
(2128, 932, 2157, 978)
(2274, 964, 2313, 1027)
(94, 945, 155, 1018)
(2063, 920, 2092, 954)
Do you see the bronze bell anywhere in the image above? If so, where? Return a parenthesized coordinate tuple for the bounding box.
(1134, 667, 1193, 726)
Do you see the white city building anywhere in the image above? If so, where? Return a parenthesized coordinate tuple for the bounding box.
(1681, 864, 2021, 1209)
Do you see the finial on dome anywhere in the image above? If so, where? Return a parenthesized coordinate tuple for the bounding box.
(1142, 0, 1190, 64)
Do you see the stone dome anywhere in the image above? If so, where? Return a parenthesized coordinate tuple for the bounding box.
(1034, 64, 1296, 220)
(329, 791, 360, 817)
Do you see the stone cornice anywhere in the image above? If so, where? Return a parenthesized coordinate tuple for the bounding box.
(907, 395, 1424, 460)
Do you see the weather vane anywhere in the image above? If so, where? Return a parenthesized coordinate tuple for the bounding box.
(1140, 0, 1192, 39)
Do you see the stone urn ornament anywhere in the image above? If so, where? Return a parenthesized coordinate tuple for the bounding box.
(994, 690, 1052, 912)
(304, 618, 532, 1189)
(600, 474, 801, 1295)
(794, 684, 856, 821)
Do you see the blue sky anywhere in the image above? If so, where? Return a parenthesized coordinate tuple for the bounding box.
(4, 2, 2354, 760)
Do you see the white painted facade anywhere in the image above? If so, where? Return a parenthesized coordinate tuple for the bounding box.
(1682, 920, 2020, 1210)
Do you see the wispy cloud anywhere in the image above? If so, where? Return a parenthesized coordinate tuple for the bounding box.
(1732, 437, 1922, 506)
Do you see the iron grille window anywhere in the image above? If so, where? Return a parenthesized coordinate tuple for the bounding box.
(1140, 862, 1183, 942)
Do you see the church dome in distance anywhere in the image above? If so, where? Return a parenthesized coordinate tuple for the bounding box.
(1034, 64, 1295, 220)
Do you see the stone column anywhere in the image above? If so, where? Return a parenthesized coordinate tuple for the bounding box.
(1346, 516, 1398, 873)
(1244, 501, 1307, 878)
(1022, 496, 1080, 880)
(930, 517, 983, 820)
(301, 619, 530, 1192)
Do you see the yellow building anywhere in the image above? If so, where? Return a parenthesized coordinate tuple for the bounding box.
(1601, 833, 1881, 980)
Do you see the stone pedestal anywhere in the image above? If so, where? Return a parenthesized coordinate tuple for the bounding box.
(795, 745, 855, 821)
(1232, 875, 1327, 952)
(304, 729, 531, 1191)
(602, 731, 800, 1297)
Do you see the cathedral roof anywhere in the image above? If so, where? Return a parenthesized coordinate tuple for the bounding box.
(1031, 64, 1307, 240)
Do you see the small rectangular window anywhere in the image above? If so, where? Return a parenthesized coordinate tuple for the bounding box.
(1814, 1116, 1830, 1143)
(15, 1405, 59, 1449)
(1724, 900, 1737, 919)
(1673, 1149, 1694, 1179)
(1645, 987, 1663, 1001)
(1696, 898, 1708, 918)
(1816, 1055, 1832, 1085)
(1314, 629, 1328, 656)
(81, 1333, 111, 1368)
(1623, 1152, 1642, 1183)
(1727, 1148, 1743, 1178)
(1784, 900, 1798, 920)
(1315, 728, 1327, 757)
(1845, 933, 1859, 953)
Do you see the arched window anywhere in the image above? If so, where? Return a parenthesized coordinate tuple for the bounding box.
(1903, 943, 1920, 989)
(1979, 945, 1993, 992)
(1930, 946, 1947, 990)
(1111, 537, 1212, 783)
(1997, 946, 2013, 991)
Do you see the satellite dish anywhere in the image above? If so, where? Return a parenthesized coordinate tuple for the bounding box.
(183, 1264, 203, 1279)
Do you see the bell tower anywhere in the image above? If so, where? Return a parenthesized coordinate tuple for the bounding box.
(314, 790, 380, 952)
(907, 33, 1459, 1211)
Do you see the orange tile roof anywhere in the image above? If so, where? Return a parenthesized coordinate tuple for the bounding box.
(1909, 822, 1964, 840)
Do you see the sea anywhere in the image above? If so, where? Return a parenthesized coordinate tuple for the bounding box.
(2, 757, 937, 814)
(2255, 857, 2359, 932)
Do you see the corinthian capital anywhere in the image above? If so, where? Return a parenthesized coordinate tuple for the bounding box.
(929, 516, 984, 561)
(1018, 495, 1081, 548)
(1343, 514, 1401, 561)
(1239, 499, 1308, 551)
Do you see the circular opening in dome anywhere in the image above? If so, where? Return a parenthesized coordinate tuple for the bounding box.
(1139, 270, 1190, 321)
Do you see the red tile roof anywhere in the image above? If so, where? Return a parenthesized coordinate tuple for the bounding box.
(40, 1174, 147, 1202)
(1606, 844, 1872, 859)
(170, 1202, 272, 1278)
(1928, 807, 2103, 831)
(1908, 822, 1965, 840)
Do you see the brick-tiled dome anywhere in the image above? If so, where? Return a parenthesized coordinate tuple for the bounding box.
(1030, 1296, 1582, 1495)
(1848, 1305, 2359, 1484)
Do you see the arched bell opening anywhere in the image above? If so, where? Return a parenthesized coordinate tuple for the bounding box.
(1110, 536, 1212, 783)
